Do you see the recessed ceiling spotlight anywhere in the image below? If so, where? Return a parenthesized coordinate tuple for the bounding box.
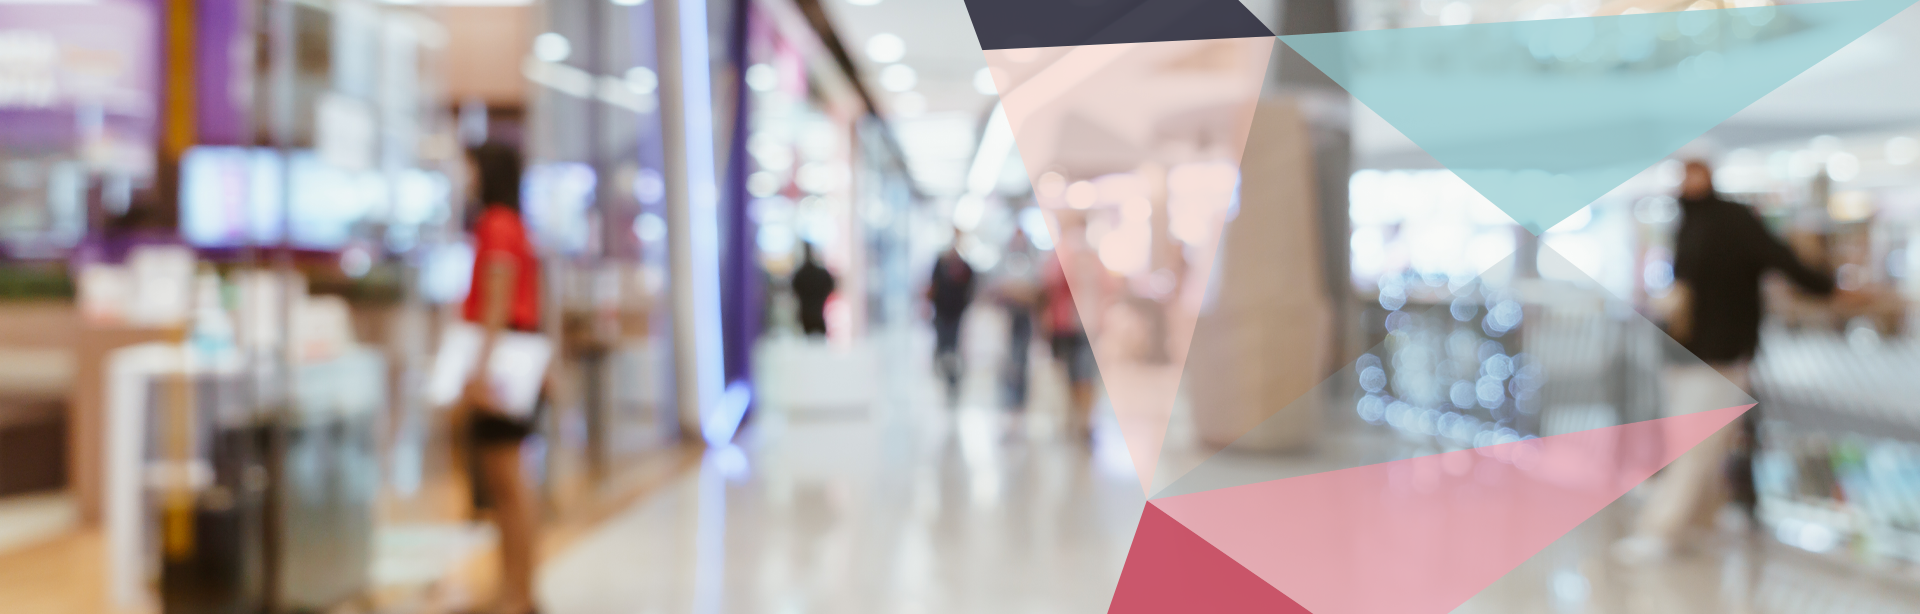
(879, 64, 917, 93)
(533, 32, 571, 63)
(745, 63, 778, 92)
(624, 66, 658, 94)
(866, 33, 905, 64)
(973, 67, 998, 95)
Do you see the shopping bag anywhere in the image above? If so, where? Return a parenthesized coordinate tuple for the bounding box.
(427, 321, 553, 418)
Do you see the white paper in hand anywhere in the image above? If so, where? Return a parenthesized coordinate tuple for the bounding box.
(427, 321, 553, 418)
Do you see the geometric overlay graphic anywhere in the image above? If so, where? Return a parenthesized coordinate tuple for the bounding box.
(984, 33, 1273, 494)
(1143, 404, 1753, 614)
(1121, 236, 1763, 611)
(1283, 0, 1918, 233)
(965, 0, 1274, 50)
(1172, 98, 1337, 490)
(962, 0, 1907, 611)
(1109, 503, 1310, 614)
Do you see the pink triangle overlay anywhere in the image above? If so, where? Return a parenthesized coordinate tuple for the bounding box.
(1110, 502, 1312, 614)
(1152, 404, 1754, 614)
(987, 37, 1273, 494)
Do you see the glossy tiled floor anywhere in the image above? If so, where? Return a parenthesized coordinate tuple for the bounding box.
(539, 310, 1145, 614)
(535, 310, 1920, 614)
(1461, 506, 1920, 614)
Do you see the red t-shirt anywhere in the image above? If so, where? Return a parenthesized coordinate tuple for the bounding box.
(463, 207, 542, 331)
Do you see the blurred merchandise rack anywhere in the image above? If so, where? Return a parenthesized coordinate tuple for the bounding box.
(1753, 328, 1920, 566)
(1355, 275, 1667, 445)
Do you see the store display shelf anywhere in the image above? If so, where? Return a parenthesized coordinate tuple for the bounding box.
(1753, 328, 1920, 442)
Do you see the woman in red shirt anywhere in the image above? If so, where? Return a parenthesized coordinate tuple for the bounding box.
(459, 142, 542, 614)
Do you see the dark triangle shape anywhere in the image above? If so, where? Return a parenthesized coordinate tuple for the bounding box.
(1109, 502, 1311, 613)
(965, 0, 1273, 51)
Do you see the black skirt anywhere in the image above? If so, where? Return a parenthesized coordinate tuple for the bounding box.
(470, 409, 538, 446)
(467, 397, 543, 513)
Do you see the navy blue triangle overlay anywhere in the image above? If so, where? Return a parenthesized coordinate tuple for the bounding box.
(965, 0, 1273, 50)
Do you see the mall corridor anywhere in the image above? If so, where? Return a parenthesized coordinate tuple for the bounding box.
(11, 0, 1920, 611)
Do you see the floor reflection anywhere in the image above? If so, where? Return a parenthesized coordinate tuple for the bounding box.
(539, 313, 1144, 614)
(537, 309, 1920, 614)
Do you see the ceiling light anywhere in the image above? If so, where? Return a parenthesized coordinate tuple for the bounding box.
(1653, 159, 1684, 186)
(533, 32, 571, 63)
(1065, 181, 1097, 209)
(1828, 152, 1860, 182)
(748, 171, 782, 198)
(745, 63, 777, 92)
(610, 0, 645, 5)
(953, 194, 986, 231)
(865, 33, 905, 64)
(624, 66, 657, 94)
(1887, 137, 1919, 165)
(879, 64, 917, 93)
(1789, 150, 1821, 178)
(973, 67, 998, 95)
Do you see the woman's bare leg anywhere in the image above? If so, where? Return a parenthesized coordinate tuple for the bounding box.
(479, 442, 537, 614)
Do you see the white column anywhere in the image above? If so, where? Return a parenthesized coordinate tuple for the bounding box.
(654, 0, 728, 441)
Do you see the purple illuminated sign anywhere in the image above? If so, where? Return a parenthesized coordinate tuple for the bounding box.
(0, 0, 158, 164)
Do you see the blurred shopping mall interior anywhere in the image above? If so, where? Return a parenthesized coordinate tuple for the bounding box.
(7, 0, 1920, 612)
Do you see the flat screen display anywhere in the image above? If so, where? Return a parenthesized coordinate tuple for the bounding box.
(180, 146, 283, 247)
(286, 150, 375, 249)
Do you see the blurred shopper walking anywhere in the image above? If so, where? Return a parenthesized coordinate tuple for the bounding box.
(458, 142, 545, 614)
(995, 228, 1043, 409)
(1042, 251, 1096, 439)
(928, 229, 976, 404)
(791, 242, 835, 338)
(1619, 159, 1840, 563)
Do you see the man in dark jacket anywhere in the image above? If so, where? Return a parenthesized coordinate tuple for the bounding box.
(1621, 159, 1840, 563)
(791, 243, 835, 337)
(1672, 160, 1836, 363)
(929, 230, 976, 404)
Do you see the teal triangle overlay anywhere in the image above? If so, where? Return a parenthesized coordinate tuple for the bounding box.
(1280, 0, 1919, 234)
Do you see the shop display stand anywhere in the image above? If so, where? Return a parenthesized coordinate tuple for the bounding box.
(1355, 283, 1667, 448)
(111, 345, 385, 613)
(146, 374, 264, 614)
(264, 349, 384, 613)
(1753, 329, 1920, 567)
